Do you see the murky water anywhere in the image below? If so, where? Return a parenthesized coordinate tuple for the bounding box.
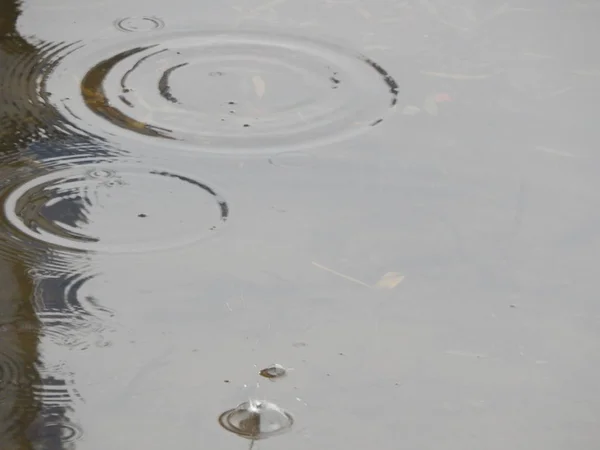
(2, 0, 600, 449)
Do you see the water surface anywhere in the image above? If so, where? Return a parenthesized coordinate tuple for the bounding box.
(1, 0, 600, 449)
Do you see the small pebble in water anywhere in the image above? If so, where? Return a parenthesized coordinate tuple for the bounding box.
(259, 364, 287, 379)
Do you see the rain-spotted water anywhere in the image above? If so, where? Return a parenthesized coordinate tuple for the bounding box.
(2, 0, 600, 449)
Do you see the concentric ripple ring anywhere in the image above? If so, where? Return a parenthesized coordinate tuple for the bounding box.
(2, 163, 228, 253)
(48, 30, 398, 154)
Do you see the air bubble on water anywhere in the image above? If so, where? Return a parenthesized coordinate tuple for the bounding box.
(219, 399, 294, 440)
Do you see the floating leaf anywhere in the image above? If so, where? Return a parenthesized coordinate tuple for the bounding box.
(374, 272, 404, 289)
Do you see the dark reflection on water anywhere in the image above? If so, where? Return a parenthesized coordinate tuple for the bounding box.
(0, 259, 41, 450)
(0, 1, 93, 447)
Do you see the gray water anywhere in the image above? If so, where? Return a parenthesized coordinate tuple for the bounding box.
(1, 1, 600, 449)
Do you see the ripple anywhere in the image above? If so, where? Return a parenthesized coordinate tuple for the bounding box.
(0, 157, 77, 268)
(30, 415, 84, 445)
(0, 38, 106, 145)
(114, 16, 165, 32)
(0, 330, 37, 389)
(219, 400, 294, 440)
(34, 272, 115, 349)
(0, 323, 40, 441)
(1, 162, 228, 253)
(268, 151, 316, 168)
(48, 29, 398, 154)
(34, 373, 84, 408)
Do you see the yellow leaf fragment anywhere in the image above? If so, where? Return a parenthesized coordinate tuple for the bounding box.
(374, 272, 404, 289)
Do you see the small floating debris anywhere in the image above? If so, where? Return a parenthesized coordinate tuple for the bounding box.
(259, 364, 287, 379)
(218, 400, 294, 440)
(374, 272, 404, 289)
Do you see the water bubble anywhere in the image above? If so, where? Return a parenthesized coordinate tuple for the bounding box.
(48, 30, 398, 154)
(219, 400, 294, 440)
(1, 163, 228, 253)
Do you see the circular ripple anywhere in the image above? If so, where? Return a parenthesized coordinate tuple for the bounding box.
(114, 16, 165, 32)
(219, 400, 294, 440)
(34, 272, 115, 349)
(48, 30, 398, 154)
(0, 339, 37, 389)
(2, 163, 228, 253)
(33, 415, 84, 445)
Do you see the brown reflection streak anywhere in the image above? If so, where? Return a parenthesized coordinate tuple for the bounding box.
(0, 1, 69, 449)
(80, 47, 175, 139)
(0, 259, 41, 450)
(0, 2, 41, 448)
